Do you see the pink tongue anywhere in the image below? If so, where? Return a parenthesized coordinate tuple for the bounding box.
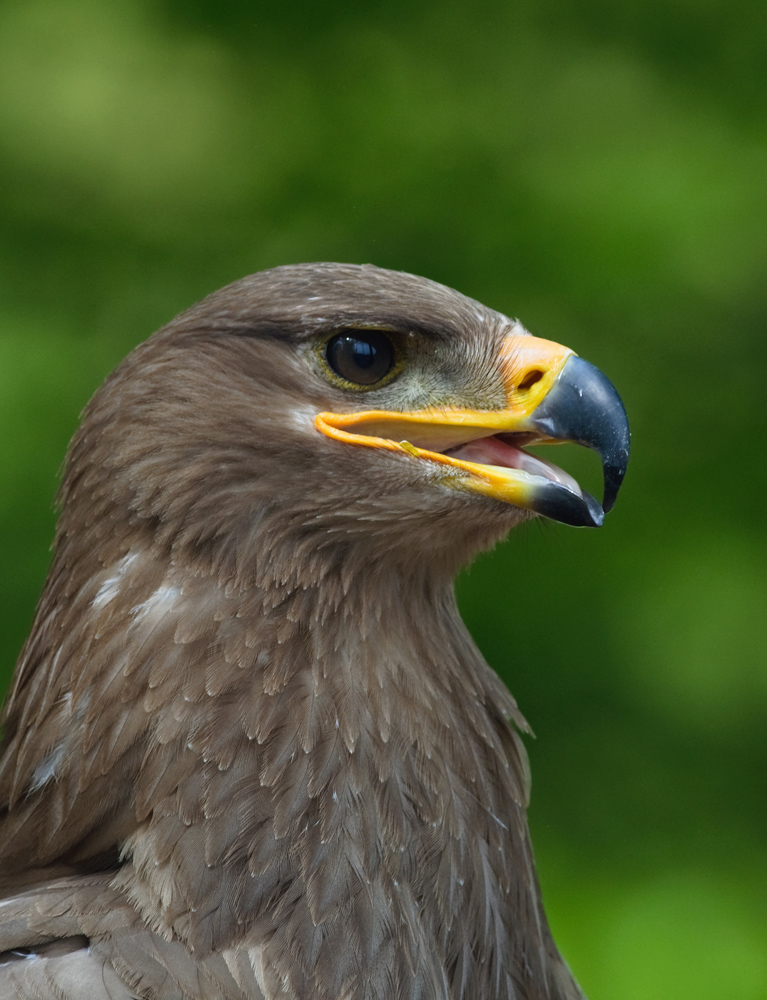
(449, 436, 527, 470)
(448, 436, 582, 495)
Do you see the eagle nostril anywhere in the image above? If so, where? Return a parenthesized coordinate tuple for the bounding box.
(518, 369, 544, 392)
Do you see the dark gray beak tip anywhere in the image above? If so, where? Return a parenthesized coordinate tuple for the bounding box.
(531, 354, 630, 518)
(585, 491, 606, 527)
(602, 461, 628, 514)
(532, 482, 604, 528)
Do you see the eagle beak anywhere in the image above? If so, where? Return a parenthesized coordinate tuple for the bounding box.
(315, 334, 630, 528)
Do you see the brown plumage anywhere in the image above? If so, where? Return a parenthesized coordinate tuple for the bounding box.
(0, 264, 628, 999)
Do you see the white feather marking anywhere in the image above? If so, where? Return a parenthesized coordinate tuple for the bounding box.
(131, 583, 181, 622)
(92, 552, 140, 608)
(29, 742, 66, 791)
(288, 403, 319, 434)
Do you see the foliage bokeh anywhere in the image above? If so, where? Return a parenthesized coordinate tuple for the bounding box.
(1, 1, 765, 996)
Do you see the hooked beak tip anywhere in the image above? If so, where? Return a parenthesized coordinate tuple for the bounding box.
(528, 354, 630, 516)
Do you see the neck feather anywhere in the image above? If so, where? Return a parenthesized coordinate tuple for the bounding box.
(2, 543, 579, 1000)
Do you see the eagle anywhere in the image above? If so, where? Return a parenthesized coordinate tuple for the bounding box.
(0, 264, 629, 1000)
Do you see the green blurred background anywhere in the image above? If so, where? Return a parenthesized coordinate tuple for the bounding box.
(1, 0, 765, 996)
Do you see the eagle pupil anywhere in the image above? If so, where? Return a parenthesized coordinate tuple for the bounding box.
(327, 331, 394, 386)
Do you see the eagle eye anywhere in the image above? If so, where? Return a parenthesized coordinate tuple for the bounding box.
(326, 330, 395, 386)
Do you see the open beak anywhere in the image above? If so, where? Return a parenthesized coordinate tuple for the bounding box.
(315, 333, 630, 527)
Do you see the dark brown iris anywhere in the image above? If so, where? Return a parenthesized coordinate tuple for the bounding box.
(326, 330, 394, 386)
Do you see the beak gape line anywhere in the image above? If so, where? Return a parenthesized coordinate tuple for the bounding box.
(316, 338, 630, 529)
